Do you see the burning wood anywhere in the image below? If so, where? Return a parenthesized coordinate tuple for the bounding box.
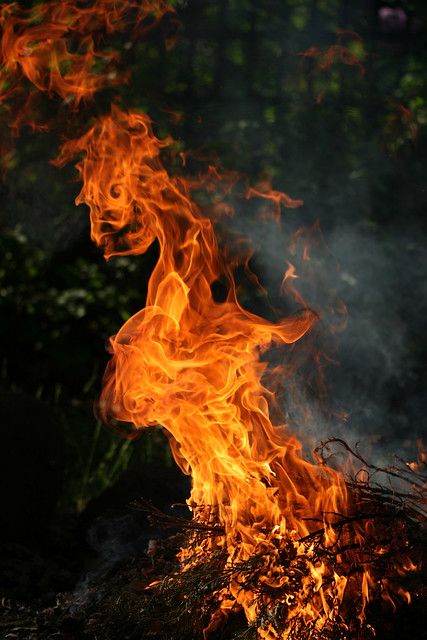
(0, 2, 425, 639)
(132, 440, 425, 639)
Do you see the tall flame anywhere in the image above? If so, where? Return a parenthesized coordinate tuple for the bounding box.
(56, 107, 354, 634)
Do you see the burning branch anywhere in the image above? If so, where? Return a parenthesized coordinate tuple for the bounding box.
(134, 446, 425, 640)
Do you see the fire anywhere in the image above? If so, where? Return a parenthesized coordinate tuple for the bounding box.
(0, 0, 172, 106)
(0, 0, 173, 170)
(299, 29, 365, 77)
(2, 1, 421, 638)
(55, 106, 357, 635)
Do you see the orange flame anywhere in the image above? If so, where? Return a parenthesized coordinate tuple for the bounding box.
(299, 30, 365, 104)
(0, 0, 172, 106)
(0, 0, 175, 176)
(299, 29, 365, 77)
(55, 106, 357, 634)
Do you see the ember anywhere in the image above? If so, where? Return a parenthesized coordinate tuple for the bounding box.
(1, 2, 424, 639)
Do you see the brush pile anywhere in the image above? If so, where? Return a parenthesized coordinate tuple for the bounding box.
(2, 440, 423, 640)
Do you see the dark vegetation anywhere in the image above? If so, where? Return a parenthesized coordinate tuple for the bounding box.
(0, 0, 426, 638)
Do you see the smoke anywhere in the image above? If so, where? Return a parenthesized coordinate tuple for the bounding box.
(73, 513, 149, 606)
(235, 208, 426, 465)
(326, 221, 426, 462)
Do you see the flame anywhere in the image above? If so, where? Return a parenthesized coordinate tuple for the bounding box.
(246, 175, 304, 223)
(0, 0, 172, 106)
(0, 0, 174, 175)
(299, 30, 365, 104)
(299, 29, 365, 77)
(55, 106, 356, 634)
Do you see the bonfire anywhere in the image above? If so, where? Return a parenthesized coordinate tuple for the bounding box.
(0, 2, 424, 639)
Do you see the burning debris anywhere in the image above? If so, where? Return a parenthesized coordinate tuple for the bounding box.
(127, 441, 425, 640)
(0, 1, 425, 639)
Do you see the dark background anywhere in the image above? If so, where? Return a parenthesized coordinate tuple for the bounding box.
(0, 0, 426, 548)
